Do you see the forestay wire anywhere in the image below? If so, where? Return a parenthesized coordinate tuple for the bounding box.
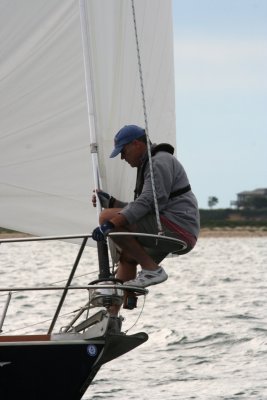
(131, 0, 163, 234)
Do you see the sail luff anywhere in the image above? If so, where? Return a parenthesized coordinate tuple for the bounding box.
(79, 0, 102, 216)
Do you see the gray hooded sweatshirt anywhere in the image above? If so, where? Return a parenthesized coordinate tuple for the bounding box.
(120, 144, 200, 239)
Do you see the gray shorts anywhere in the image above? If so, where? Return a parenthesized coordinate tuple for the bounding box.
(135, 213, 186, 263)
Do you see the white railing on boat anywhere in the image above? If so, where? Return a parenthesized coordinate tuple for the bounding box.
(0, 232, 185, 335)
(0, 233, 150, 335)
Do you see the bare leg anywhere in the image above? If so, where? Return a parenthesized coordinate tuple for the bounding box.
(108, 254, 137, 316)
(99, 209, 159, 271)
(116, 255, 137, 282)
(98, 208, 164, 315)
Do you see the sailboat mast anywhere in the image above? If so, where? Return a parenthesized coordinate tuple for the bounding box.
(79, 0, 110, 279)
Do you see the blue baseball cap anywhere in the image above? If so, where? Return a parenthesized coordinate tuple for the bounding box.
(110, 125, 145, 158)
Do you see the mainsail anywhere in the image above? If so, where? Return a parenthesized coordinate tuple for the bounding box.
(0, 0, 176, 239)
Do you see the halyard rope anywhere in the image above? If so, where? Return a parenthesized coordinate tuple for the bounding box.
(131, 0, 163, 234)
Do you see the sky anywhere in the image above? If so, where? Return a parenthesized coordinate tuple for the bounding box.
(172, 0, 267, 209)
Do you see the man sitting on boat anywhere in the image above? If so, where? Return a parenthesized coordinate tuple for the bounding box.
(91, 125, 200, 288)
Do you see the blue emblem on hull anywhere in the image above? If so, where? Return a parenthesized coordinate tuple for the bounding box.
(87, 344, 97, 357)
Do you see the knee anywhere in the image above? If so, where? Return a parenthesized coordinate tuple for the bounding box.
(99, 209, 112, 224)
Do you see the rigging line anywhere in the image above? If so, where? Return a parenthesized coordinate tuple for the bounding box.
(131, 0, 163, 234)
(124, 294, 147, 334)
(3, 306, 90, 335)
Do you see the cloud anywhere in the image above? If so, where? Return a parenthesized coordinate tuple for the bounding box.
(174, 37, 267, 91)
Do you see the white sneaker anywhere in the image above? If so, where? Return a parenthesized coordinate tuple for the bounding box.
(124, 267, 168, 288)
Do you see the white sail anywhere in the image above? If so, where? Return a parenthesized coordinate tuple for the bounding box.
(0, 0, 176, 239)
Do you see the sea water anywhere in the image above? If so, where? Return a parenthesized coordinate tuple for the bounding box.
(0, 237, 267, 399)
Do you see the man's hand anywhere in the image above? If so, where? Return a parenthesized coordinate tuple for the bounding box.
(92, 190, 115, 208)
(92, 221, 115, 241)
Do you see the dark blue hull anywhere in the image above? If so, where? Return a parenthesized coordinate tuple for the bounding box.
(0, 332, 148, 399)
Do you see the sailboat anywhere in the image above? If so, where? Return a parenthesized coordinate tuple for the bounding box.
(0, 0, 185, 398)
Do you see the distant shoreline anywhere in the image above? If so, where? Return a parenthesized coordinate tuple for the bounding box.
(0, 232, 32, 239)
(199, 227, 267, 237)
(0, 227, 267, 240)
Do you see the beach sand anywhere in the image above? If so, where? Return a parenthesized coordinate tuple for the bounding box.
(199, 227, 267, 237)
